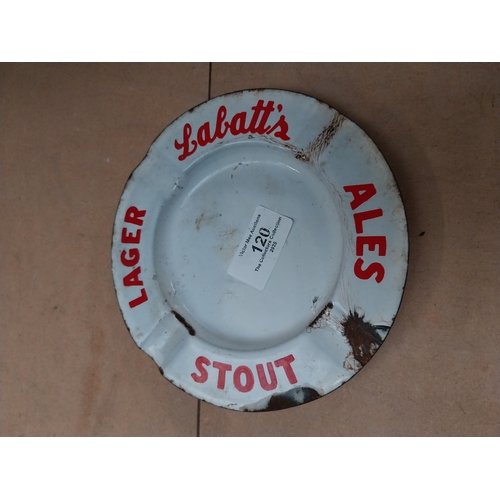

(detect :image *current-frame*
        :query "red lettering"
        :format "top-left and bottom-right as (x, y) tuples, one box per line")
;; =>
(353, 209), (383, 233)
(121, 228), (141, 244)
(214, 105), (229, 139)
(248, 100), (266, 133)
(121, 207), (148, 304)
(124, 206), (146, 226)
(191, 356), (210, 383)
(256, 362), (278, 391)
(189, 355), (301, 391)
(255, 100), (275, 134)
(229, 112), (250, 135)
(265, 114), (291, 140)
(356, 236), (387, 257)
(343, 183), (377, 210)
(343, 184), (386, 283)
(123, 266), (143, 287)
(354, 258), (385, 283)
(212, 361), (232, 390)
(197, 121), (213, 147)
(129, 288), (148, 308)
(233, 365), (255, 393)
(175, 101), (291, 161)
(174, 123), (198, 161)
(274, 355), (297, 384)
(120, 248), (140, 267)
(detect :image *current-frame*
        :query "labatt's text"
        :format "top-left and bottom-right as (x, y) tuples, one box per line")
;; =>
(174, 100), (291, 161)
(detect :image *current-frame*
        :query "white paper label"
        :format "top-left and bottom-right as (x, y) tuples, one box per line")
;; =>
(228, 206), (293, 290)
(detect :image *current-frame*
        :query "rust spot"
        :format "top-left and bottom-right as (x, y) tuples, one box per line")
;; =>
(172, 311), (196, 336)
(340, 310), (383, 367)
(306, 113), (346, 163)
(195, 212), (205, 231)
(255, 387), (321, 412)
(195, 212), (221, 230)
(294, 150), (310, 162)
(419, 231), (425, 236)
(219, 226), (238, 240)
(309, 301), (333, 328)
(275, 112), (346, 164)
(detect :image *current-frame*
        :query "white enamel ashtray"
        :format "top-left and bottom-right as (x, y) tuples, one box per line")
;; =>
(111, 89), (408, 411)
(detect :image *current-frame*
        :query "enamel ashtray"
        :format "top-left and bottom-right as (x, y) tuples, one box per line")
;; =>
(111, 89), (408, 411)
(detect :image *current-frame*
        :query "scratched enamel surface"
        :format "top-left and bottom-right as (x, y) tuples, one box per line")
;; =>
(111, 89), (408, 411)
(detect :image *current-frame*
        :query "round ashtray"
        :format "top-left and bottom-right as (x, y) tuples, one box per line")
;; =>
(111, 89), (408, 411)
